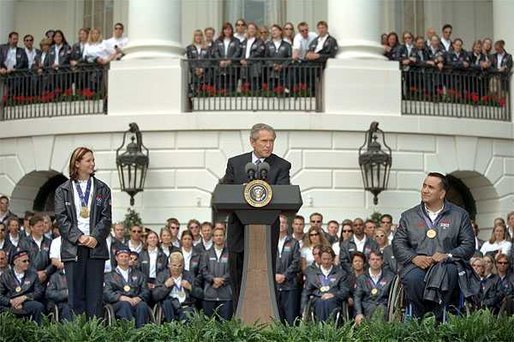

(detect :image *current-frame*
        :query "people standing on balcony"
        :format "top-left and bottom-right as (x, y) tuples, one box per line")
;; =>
(282, 22), (295, 45)
(424, 27), (436, 49)
(467, 40), (489, 96)
(186, 29), (210, 96)
(265, 24), (292, 93)
(306, 21), (338, 65)
(23, 35), (38, 69)
(446, 38), (470, 95)
(49, 30), (71, 68)
(84, 28), (116, 65)
(234, 19), (247, 43)
(54, 147), (112, 319)
(292, 22), (317, 62)
(440, 24), (453, 52)
(212, 22), (241, 93)
(491, 40), (513, 73)
(103, 23), (128, 60)
(383, 32), (401, 61)
(482, 38), (493, 59)
(204, 27), (216, 51)
(32, 38), (53, 94)
(398, 31), (415, 68)
(70, 28), (90, 66)
(259, 25), (270, 42)
(0, 32), (28, 73)
(240, 22), (266, 92)
(381, 33), (388, 46)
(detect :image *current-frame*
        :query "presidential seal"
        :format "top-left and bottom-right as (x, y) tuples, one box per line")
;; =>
(243, 179), (273, 208)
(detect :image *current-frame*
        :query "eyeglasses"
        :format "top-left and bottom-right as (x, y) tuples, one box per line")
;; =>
(310, 220), (321, 223)
(236, 23), (244, 27)
(25, 39), (33, 42)
(300, 29), (308, 33)
(170, 227), (179, 230)
(375, 235), (385, 238)
(310, 233), (319, 237)
(497, 261), (509, 265)
(132, 230), (142, 234)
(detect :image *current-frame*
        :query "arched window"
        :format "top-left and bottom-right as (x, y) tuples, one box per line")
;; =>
(445, 174), (477, 221)
(224, 0), (285, 27)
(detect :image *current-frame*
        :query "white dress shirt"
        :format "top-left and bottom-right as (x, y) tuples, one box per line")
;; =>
(277, 235), (287, 258)
(293, 32), (317, 60)
(315, 35), (328, 53)
(245, 37), (255, 59)
(181, 248), (192, 271)
(354, 235), (367, 253)
(148, 248), (158, 278)
(117, 266), (129, 282)
(72, 179), (94, 236)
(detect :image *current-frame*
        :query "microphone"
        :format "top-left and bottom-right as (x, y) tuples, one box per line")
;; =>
(257, 161), (270, 181)
(245, 162), (257, 181)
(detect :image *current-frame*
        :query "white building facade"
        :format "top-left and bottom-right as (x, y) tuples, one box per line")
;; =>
(0, 0), (513, 238)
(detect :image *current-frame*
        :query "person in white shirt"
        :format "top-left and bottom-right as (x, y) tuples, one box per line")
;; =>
(480, 224), (512, 257)
(103, 23), (128, 59)
(440, 24), (453, 52)
(84, 28), (116, 65)
(292, 22), (317, 61)
(300, 226), (329, 272)
(23, 34), (38, 69)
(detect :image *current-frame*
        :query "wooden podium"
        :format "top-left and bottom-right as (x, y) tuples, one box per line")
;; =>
(212, 184), (302, 324)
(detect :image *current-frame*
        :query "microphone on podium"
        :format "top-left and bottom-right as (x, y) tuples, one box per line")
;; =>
(245, 162), (258, 181)
(257, 162), (270, 181)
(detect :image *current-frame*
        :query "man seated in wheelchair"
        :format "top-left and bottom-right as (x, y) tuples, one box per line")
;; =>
(0, 249), (45, 324)
(153, 251), (201, 322)
(392, 173), (478, 321)
(45, 262), (73, 321)
(103, 247), (151, 328)
(301, 246), (350, 322)
(354, 250), (394, 325)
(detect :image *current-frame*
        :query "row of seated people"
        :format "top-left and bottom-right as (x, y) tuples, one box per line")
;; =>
(2, 211), (514, 326)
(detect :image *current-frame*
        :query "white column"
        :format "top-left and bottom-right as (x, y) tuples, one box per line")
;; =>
(493, 0), (514, 54)
(123, 0), (183, 59)
(0, 0), (15, 43)
(108, 0), (185, 114)
(323, 0), (401, 115)
(329, 0), (385, 60)
(493, 0), (514, 122)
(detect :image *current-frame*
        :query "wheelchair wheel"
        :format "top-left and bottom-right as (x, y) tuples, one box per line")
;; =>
(48, 303), (59, 323)
(147, 303), (156, 324)
(103, 304), (115, 326)
(302, 297), (314, 323)
(387, 275), (405, 322)
(153, 303), (163, 324)
(498, 296), (514, 317)
(335, 300), (350, 326)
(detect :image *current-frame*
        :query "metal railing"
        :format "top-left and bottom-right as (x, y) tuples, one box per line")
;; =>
(401, 66), (511, 121)
(0, 64), (108, 121)
(184, 58), (324, 112)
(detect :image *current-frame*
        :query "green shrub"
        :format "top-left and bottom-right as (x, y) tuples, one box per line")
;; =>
(0, 310), (513, 342)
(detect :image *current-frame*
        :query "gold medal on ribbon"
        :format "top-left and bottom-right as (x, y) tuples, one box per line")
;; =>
(80, 207), (89, 218)
(426, 229), (437, 239)
(15, 286), (22, 293)
(177, 289), (186, 302)
(371, 288), (378, 296)
(123, 285), (130, 292)
(320, 286), (329, 293)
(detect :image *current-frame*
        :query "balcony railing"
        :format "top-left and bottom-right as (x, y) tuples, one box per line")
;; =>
(184, 58), (324, 112)
(0, 64), (108, 121)
(401, 66), (511, 121)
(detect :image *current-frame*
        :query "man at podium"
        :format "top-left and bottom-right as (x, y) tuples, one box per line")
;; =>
(222, 123), (291, 307)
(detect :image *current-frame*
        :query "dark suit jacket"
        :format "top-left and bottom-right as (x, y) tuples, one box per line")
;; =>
(491, 52), (513, 72)
(222, 152), (291, 252)
(0, 46), (28, 70)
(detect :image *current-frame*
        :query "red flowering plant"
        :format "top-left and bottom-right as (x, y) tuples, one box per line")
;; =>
(292, 83), (311, 97)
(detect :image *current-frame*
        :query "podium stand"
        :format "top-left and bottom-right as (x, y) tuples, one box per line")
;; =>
(212, 184), (302, 324)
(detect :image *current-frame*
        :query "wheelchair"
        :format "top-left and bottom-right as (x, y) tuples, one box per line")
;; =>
(387, 274), (474, 322)
(498, 295), (514, 317)
(152, 300), (196, 324)
(47, 303), (60, 322)
(102, 302), (156, 326)
(302, 295), (350, 325)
